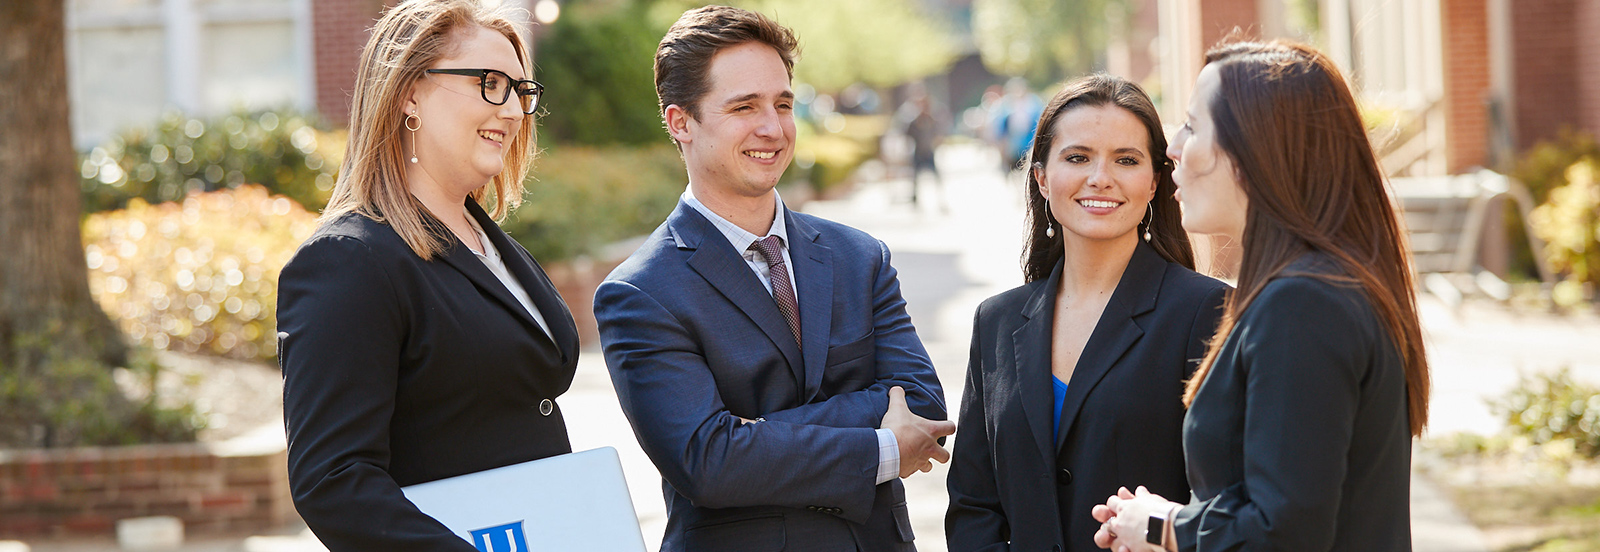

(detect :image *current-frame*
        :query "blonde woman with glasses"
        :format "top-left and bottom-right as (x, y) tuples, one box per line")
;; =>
(276, 1), (577, 550)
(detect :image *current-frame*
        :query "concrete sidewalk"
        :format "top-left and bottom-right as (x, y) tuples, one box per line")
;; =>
(24, 142), (1563, 551)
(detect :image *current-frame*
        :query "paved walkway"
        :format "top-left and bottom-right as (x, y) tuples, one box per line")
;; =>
(31, 143), (1600, 551)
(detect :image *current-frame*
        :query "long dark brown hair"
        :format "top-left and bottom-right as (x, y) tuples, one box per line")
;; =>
(1180, 40), (1431, 437)
(1022, 74), (1194, 282)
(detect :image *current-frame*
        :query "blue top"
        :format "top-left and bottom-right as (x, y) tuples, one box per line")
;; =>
(1051, 374), (1069, 444)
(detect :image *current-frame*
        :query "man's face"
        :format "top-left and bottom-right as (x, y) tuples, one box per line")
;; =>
(671, 41), (796, 200)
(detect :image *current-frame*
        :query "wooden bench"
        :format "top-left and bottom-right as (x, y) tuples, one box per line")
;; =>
(1391, 169), (1552, 302)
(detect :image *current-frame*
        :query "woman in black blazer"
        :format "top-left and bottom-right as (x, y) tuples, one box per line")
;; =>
(276, 2), (577, 550)
(946, 74), (1228, 552)
(1093, 40), (1431, 551)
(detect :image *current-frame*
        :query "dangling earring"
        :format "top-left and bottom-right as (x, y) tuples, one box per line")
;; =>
(1142, 203), (1154, 242)
(1042, 196), (1056, 238)
(405, 112), (422, 164)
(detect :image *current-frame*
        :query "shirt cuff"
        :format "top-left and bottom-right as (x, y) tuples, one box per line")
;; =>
(875, 428), (899, 485)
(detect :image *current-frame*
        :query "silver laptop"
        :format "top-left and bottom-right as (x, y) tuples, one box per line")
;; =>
(401, 447), (647, 552)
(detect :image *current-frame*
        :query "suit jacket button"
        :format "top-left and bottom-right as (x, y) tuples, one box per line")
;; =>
(1056, 468), (1073, 485)
(539, 399), (553, 416)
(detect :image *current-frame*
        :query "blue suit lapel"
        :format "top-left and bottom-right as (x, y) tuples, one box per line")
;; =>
(1012, 272), (1060, 467)
(786, 211), (832, 402)
(1052, 242), (1165, 453)
(672, 202), (806, 386)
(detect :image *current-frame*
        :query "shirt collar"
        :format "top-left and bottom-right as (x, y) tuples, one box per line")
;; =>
(683, 186), (789, 254)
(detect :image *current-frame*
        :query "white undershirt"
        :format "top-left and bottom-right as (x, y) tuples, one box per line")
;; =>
(464, 207), (552, 339)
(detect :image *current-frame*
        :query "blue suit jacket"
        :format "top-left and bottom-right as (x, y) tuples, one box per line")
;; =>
(595, 199), (947, 552)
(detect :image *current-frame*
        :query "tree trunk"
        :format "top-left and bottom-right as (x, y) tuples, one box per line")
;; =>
(0, 2), (126, 377)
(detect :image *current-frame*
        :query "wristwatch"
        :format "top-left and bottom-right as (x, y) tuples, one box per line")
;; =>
(1146, 507), (1170, 546)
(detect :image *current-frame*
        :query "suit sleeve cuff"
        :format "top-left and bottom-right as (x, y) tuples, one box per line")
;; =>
(875, 428), (898, 484)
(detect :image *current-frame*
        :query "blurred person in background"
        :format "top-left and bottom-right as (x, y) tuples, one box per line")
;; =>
(1092, 40), (1430, 551)
(990, 77), (1044, 174)
(946, 73), (1227, 552)
(276, 1), (579, 550)
(895, 82), (950, 212)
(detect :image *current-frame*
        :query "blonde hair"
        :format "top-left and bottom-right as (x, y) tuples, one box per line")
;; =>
(322, 0), (535, 260)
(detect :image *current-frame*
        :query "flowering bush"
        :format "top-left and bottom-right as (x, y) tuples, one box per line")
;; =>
(82, 185), (318, 361)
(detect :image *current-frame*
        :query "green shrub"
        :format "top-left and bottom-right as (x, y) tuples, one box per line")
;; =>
(795, 114), (888, 195)
(80, 109), (345, 214)
(0, 347), (202, 448)
(1490, 368), (1600, 457)
(533, 0), (667, 146)
(1527, 158), (1600, 304)
(82, 185), (319, 362)
(1515, 130), (1600, 205)
(503, 144), (687, 262)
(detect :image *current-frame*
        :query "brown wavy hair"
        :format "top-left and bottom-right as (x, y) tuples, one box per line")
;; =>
(321, 0), (535, 260)
(1180, 40), (1431, 437)
(1022, 73), (1194, 282)
(655, 5), (798, 130)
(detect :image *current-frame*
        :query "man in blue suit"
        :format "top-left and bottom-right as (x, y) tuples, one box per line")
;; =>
(594, 6), (955, 552)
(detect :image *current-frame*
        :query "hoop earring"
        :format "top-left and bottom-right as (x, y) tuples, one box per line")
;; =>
(405, 113), (422, 164)
(1142, 203), (1154, 242)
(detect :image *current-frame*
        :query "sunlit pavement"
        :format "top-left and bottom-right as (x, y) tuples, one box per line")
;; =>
(38, 142), (1600, 551)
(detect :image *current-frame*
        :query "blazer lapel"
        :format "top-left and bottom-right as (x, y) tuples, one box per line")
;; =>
(675, 202), (806, 381)
(1054, 242), (1166, 453)
(1012, 265), (1060, 466)
(433, 202), (550, 339)
(787, 211), (832, 401)
(467, 201), (578, 363)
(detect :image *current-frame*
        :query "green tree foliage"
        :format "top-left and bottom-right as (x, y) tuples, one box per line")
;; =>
(724, 0), (958, 92)
(972, 0), (1129, 85)
(534, 0), (672, 145)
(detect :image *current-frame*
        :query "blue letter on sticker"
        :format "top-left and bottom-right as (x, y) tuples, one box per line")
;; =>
(470, 520), (528, 552)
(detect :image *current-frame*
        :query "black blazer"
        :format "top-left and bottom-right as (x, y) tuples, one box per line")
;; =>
(1175, 253), (1413, 551)
(277, 200), (580, 552)
(947, 242), (1228, 552)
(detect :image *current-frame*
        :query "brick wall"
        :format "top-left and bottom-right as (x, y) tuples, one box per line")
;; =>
(312, 0), (390, 126)
(1197, 0), (1259, 50)
(1510, 0), (1578, 151)
(1578, 0), (1600, 137)
(0, 442), (291, 539)
(1442, 0), (1490, 172)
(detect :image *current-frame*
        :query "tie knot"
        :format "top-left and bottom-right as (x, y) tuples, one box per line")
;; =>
(750, 235), (785, 264)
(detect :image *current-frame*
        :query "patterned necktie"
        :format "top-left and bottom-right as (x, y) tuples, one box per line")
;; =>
(750, 236), (802, 347)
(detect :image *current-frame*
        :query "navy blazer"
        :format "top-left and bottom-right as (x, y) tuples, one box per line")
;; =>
(595, 199), (946, 552)
(278, 200), (580, 551)
(946, 242), (1227, 552)
(1175, 253), (1412, 551)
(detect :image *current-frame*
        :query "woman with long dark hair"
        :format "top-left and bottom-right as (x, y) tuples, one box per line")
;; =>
(946, 74), (1228, 551)
(1093, 40), (1430, 551)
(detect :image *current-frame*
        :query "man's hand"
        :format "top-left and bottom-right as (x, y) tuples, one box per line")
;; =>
(881, 386), (956, 478)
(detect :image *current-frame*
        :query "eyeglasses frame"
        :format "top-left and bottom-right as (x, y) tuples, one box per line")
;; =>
(424, 68), (544, 115)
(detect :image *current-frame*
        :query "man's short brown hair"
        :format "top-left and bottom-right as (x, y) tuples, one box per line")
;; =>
(654, 5), (799, 124)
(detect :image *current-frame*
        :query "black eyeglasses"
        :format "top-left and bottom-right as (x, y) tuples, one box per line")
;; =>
(425, 68), (544, 114)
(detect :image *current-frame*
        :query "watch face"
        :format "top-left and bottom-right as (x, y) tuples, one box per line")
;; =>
(1147, 515), (1165, 545)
